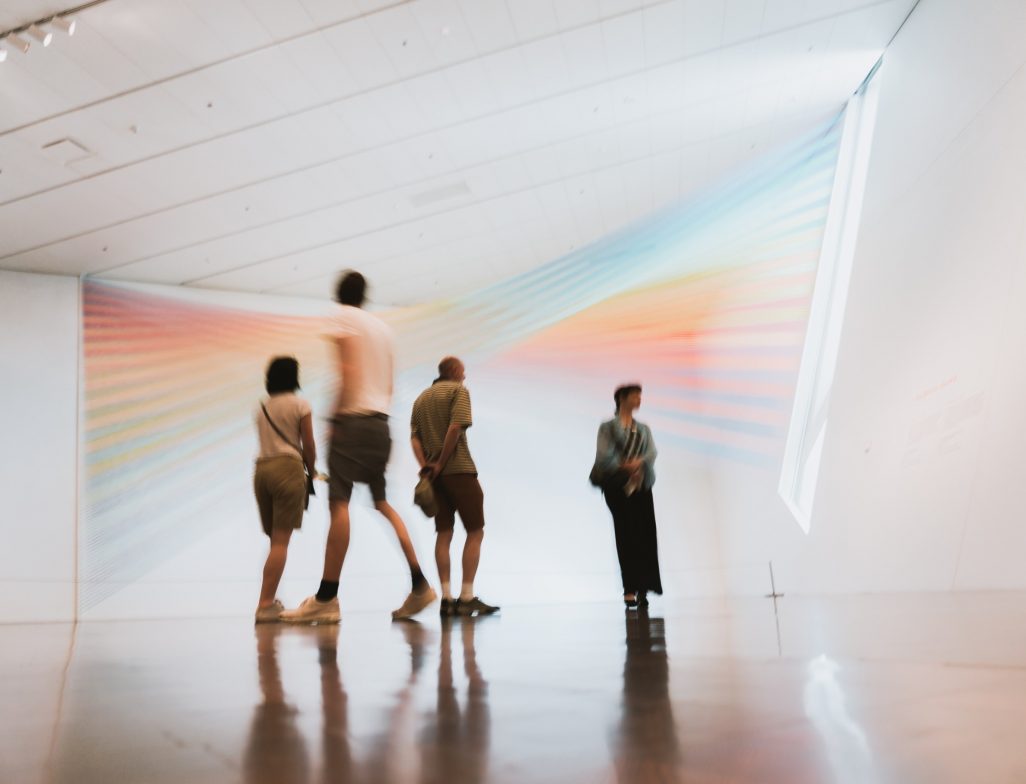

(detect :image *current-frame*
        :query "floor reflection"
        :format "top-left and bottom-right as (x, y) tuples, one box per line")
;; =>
(246, 624), (312, 784)
(11, 595), (1026, 783)
(246, 618), (493, 784)
(420, 617), (491, 784)
(802, 654), (878, 784)
(614, 611), (682, 783)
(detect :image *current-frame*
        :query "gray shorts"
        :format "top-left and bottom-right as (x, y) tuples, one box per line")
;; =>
(329, 413), (391, 503)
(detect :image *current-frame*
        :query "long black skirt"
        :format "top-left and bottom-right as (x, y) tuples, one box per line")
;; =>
(602, 472), (663, 595)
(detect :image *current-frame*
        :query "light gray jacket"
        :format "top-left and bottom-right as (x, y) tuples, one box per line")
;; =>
(590, 417), (657, 490)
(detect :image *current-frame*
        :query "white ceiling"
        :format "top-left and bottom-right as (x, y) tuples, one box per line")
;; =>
(0, 0), (916, 305)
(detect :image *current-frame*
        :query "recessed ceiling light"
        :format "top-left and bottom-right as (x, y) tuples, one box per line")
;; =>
(6, 33), (30, 54)
(27, 24), (52, 47)
(440, 26), (450, 36)
(52, 17), (76, 36)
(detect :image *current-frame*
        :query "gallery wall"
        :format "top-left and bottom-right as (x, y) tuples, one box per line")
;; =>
(0, 270), (79, 622)
(707, 0), (1026, 594)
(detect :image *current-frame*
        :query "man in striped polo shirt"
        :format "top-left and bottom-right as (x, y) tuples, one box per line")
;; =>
(411, 357), (499, 617)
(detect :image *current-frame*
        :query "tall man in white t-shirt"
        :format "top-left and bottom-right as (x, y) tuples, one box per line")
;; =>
(282, 272), (436, 622)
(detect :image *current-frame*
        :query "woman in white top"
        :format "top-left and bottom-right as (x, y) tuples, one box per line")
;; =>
(254, 356), (317, 623)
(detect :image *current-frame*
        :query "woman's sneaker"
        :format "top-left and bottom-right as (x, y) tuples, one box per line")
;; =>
(455, 597), (499, 617)
(280, 596), (341, 624)
(254, 599), (285, 624)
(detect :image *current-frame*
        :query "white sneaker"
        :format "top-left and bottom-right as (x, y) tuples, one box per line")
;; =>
(254, 598), (285, 624)
(280, 595), (340, 624)
(391, 586), (437, 620)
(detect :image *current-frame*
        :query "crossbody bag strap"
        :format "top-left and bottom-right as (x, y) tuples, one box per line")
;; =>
(260, 402), (303, 459)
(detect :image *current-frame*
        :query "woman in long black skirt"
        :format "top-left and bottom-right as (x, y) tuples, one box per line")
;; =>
(590, 383), (663, 608)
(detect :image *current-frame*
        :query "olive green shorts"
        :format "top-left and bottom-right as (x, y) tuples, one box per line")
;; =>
(254, 455), (306, 535)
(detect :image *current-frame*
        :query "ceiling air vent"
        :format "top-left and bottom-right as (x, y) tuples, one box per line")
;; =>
(41, 138), (93, 165)
(408, 181), (471, 208)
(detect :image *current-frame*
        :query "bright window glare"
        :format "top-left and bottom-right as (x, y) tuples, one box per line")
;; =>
(779, 63), (883, 533)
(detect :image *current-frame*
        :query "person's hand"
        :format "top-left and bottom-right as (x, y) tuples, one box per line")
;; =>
(623, 458), (643, 472)
(420, 463), (440, 480)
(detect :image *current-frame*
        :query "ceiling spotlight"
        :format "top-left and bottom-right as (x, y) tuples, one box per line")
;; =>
(6, 33), (30, 54)
(0, 46), (6, 63)
(27, 24), (53, 47)
(52, 17), (77, 36)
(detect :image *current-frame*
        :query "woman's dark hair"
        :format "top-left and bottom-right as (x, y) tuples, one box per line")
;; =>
(336, 271), (367, 306)
(266, 356), (300, 394)
(614, 383), (642, 412)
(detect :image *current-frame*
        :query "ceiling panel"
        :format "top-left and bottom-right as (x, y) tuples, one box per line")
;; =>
(507, 0), (561, 42)
(0, 0), (918, 304)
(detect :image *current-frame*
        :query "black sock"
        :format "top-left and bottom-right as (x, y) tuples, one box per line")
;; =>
(316, 580), (339, 602)
(410, 567), (428, 592)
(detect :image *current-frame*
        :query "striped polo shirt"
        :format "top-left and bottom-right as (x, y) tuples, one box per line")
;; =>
(410, 380), (477, 475)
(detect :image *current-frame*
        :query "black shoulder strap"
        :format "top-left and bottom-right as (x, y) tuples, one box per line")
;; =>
(261, 402), (302, 456)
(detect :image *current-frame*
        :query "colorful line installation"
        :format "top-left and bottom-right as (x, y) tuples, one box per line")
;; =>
(81, 117), (842, 611)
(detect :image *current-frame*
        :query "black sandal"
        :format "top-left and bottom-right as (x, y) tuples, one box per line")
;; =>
(623, 593), (638, 609)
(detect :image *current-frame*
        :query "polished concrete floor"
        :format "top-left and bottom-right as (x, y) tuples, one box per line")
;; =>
(4, 594), (1026, 784)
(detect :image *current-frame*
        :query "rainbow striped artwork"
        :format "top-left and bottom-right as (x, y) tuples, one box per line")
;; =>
(82, 117), (842, 613)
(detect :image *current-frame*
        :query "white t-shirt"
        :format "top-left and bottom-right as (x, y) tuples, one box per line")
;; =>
(255, 393), (311, 460)
(330, 305), (395, 415)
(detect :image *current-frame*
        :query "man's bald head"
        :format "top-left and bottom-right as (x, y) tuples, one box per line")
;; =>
(438, 356), (465, 382)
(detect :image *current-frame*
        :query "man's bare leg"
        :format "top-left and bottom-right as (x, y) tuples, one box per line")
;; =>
(322, 499), (351, 581)
(462, 529), (483, 588)
(374, 500), (426, 577)
(435, 529), (454, 589)
(279, 500), (346, 622)
(376, 499), (437, 618)
(454, 529), (498, 614)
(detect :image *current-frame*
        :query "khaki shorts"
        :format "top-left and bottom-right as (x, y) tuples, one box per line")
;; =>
(329, 413), (391, 503)
(433, 474), (485, 533)
(254, 455), (306, 535)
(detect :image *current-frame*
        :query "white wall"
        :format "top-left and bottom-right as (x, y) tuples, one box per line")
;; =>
(707, 0), (1026, 594)
(0, 271), (79, 622)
